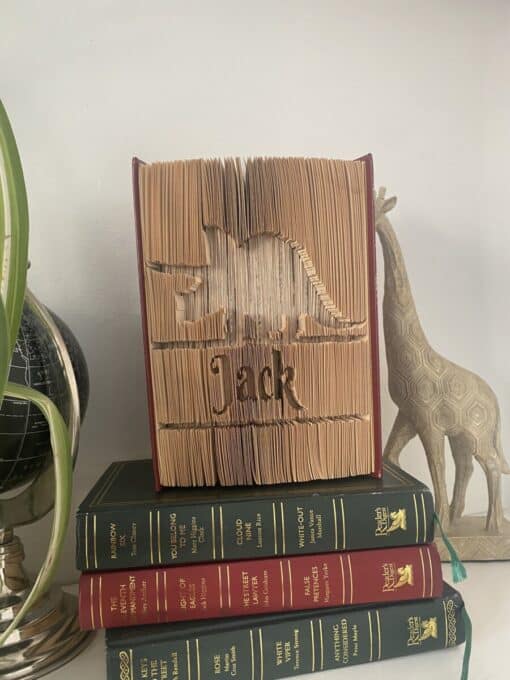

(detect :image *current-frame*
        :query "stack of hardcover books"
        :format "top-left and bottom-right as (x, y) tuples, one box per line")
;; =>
(76, 155), (468, 678)
(76, 459), (467, 679)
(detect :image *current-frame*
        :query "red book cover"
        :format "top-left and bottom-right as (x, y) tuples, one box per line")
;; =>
(79, 544), (441, 631)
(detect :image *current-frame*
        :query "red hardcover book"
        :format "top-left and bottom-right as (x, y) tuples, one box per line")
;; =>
(79, 544), (441, 631)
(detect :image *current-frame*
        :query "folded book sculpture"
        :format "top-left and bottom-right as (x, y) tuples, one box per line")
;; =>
(133, 156), (382, 488)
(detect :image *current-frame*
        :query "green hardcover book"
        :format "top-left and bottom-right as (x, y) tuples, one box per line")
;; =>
(76, 459), (433, 571)
(106, 583), (465, 680)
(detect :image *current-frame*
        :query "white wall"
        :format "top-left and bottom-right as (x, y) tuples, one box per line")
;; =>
(1, 0), (509, 584)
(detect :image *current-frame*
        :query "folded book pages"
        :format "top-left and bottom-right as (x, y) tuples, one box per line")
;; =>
(133, 156), (381, 487)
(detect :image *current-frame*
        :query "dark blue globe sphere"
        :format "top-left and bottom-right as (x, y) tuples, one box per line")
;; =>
(0, 303), (89, 492)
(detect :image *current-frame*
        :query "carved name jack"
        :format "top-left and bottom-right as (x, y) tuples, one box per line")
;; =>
(210, 349), (306, 416)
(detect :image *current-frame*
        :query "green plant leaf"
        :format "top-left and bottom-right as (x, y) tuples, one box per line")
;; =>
(0, 159), (4, 301)
(0, 100), (29, 359)
(0, 298), (9, 402)
(0, 102), (72, 648)
(0, 382), (72, 647)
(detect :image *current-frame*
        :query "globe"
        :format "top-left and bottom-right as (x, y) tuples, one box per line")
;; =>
(0, 302), (89, 493)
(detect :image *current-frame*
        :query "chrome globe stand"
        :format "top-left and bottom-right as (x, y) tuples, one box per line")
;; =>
(0, 290), (93, 678)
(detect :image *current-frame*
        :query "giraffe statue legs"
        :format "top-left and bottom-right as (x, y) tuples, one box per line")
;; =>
(449, 434), (474, 524)
(419, 430), (450, 528)
(383, 411), (416, 465)
(480, 454), (505, 532)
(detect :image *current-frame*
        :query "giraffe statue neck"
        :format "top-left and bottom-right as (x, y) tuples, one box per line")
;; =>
(376, 216), (429, 355)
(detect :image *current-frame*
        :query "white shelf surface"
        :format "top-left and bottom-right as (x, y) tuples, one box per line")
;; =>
(48, 562), (508, 680)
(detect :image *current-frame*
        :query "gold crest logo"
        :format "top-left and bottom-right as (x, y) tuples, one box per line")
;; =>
(407, 616), (438, 646)
(375, 507), (407, 536)
(382, 562), (414, 592)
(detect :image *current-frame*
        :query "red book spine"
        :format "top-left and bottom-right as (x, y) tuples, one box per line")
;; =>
(132, 157), (161, 491)
(79, 544), (442, 630)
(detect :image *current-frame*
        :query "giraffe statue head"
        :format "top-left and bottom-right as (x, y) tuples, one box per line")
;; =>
(373, 186), (410, 301)
(374, 186), (397, 231)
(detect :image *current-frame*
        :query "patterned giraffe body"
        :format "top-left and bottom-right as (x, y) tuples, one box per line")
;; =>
(375, 187), (509, 532)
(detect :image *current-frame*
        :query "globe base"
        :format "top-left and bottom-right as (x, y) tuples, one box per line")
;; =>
(0, 530), (93, 679)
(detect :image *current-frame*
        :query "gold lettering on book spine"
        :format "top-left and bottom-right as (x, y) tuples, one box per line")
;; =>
(138, 157), (377, 487)
(375, 507), (407, 536)
(382, 562), (414, 593)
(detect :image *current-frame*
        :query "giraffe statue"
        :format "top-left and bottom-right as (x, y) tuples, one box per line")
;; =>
(375, 187), (510, 532)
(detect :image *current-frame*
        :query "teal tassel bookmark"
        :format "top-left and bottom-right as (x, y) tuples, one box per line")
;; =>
(461, 608), (472, 680)
(433, 514), (470, 679)
(433, 512), (467, 583)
